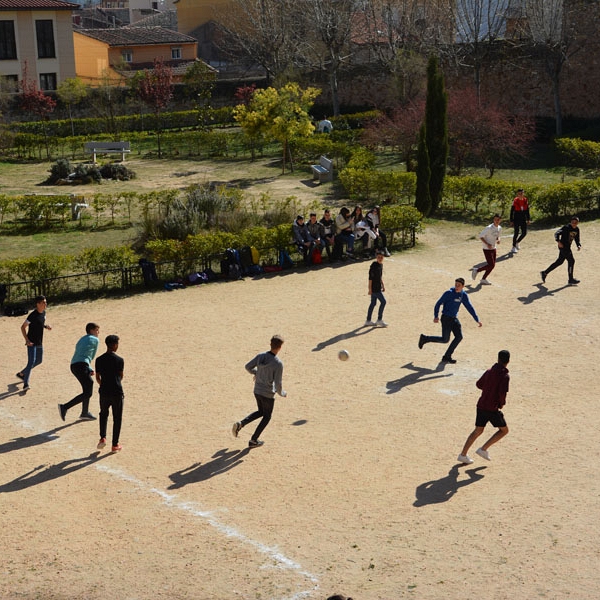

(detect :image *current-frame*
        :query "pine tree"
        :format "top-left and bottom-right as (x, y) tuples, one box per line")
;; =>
(415, 124), (431, 217)
(425, 55), (448, 215)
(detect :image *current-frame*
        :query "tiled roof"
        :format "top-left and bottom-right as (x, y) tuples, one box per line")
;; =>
(115, 58), (200, 78)
(76, 26), (196, 46)
(131, 9), (177, 30)
(0, 0), (79, 9)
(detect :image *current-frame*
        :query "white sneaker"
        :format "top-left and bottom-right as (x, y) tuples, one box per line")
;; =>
(376, 320), (388, 328)
(364, 320), (376, 327)
(511, 246), (518, 254)
(476, 447), (491, 461)
(516, 243), (520, 250)
(471, 267), (478, 280)
(457, 454), (473, 464)
(232, 421), (242, 438)
(481, 279), (492, 285)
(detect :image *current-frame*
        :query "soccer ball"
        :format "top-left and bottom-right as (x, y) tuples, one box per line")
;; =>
(338, 349), (350, 361)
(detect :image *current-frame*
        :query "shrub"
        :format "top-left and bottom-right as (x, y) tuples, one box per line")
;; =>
(46, 158), (72, 183)
(99, 163), (136, 181)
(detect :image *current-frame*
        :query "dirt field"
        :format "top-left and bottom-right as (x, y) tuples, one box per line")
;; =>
(1, 221), (599, 600)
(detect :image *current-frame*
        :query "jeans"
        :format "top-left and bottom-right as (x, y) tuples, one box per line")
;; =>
(22, 345), (43, 385)
(423, 315), (463, 359)
(241, 394), (275, 441)
(64, 362), (94, 415)
(367, 291), (386, 321)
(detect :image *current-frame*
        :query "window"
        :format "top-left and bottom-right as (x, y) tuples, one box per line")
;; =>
(122, 50), (133, 63)
(1, 75), (19, 92)
(39, 72), (57, 91)
(171, 47), (182, 60)
(0, 21), (17, 60)
(36, 20), (56, 58)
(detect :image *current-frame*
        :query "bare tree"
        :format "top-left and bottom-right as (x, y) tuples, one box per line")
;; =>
(297, 0), (355, 116)
(450, 0), (517, 101)
(215, 0), (302, 85)
(524, 0), (579, 136)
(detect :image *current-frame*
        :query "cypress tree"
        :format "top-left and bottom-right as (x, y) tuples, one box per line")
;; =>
(415, 124), (431, 217)
(425, 54), (448, 215)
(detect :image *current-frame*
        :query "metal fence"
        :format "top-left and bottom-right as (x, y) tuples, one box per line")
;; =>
(2, 228), (416, 309)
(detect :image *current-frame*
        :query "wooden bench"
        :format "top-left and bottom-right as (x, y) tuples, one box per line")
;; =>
(84, 141), (131, 163)
(311, 155), (333, 183)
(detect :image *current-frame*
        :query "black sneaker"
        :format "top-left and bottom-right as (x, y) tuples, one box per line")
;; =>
(79, 412), (96, 420)
(248, 439), (264, 448)
(16, 372), (25, 381)
(418, 334), (426, 350)
(58, 404), (67, 422)
(568, 278), (580, 285)
(442, 356), (457, 364)
(540, 270), (546, 283)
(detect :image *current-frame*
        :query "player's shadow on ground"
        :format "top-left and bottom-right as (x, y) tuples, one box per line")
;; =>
(413, 464), (487, 506)
(0, 423), (78, 455)
(168, 447), (251, 489)
(0, 452), (109, 493)
(518, 283), (571, 304)
(386, 362), (453, 394)
(0, 383), (25, 400)
(312, 326), (374, 352)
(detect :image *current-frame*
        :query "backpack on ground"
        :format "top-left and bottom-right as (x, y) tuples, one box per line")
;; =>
(239, 246), (254, 270)
(279, 249), (294, 269)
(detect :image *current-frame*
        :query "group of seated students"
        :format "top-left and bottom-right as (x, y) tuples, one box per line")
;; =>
(292, 205), (391, 264)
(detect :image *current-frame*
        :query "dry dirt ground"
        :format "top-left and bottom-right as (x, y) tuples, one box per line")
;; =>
(1, 221), (599, 600)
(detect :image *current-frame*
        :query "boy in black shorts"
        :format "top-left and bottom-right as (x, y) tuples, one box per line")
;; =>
(457, 350), (510, 464)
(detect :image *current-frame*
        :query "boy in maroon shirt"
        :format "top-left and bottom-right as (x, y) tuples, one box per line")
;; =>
(457, 350), (510, 464)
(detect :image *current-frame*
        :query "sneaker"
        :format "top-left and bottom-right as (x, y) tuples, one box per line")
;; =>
(364, 320), (376, 327)
(16, 372), (24, 381)
(457, 454), (473, 464)
(418, 334), (426, 350)
(97, 437), (106, 450)
(383, 249), (391, 257)
(476, 447), (491, 461)
(481, 279), (492, 285)
(471, 267), (479, 280)
(516, 243), (520, 250)
(58, 404), (66, 422)
(248, 439), (264, 448)
(23, 384), (30, 391)
(232, 421), (242, 438)
(540, 270), (546, 283)
(568, 278), (580, 285)
(79, 412), (96, 420)
(511, 246), (518, 254)
(376, 320), (388, 328)
(441, 356), (457, 364)
(111, 444), (123, 452)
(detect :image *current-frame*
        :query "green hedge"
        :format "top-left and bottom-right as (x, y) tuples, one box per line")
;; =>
(555, 137), (600, 169)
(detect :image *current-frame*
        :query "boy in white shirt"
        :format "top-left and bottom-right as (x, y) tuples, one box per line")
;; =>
(472, 214), (502, 285)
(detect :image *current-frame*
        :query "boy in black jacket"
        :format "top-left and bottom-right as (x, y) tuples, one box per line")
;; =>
(541, 217), (582, 285)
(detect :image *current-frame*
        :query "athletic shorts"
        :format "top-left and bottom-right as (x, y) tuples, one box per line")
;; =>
(475, 408), (507, 428)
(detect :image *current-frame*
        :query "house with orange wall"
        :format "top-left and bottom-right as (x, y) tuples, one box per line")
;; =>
(0, 0), (78, 91)
(73, 25), (199, 85)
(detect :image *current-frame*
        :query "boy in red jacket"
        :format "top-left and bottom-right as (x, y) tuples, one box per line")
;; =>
(457, 350), (510, 464)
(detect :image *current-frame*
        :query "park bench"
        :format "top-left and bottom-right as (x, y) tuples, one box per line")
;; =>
(84, 141), (131, 163)
(311, 155), (333, 183)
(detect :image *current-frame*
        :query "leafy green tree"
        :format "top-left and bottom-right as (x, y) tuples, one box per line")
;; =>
(57, 78), (88, 136)
(234, 83), (320, 173)
(415, 124), (431, 216)
(424, 55), (448, 215)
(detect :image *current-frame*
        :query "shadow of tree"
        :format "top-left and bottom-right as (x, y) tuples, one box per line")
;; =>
(386, 362), (453, 394)
(168, 447), (251, 489)
(0, 452), (110, 493)
(413, 464), (487, 507)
